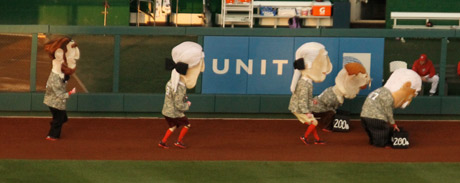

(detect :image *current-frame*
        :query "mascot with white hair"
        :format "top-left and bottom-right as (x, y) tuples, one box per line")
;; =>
(312, 61), (371, 132)
(43, 37), (79, 141)
(289, 42), (332, 145)
(360, 68), (421, 148)
(158, 41), (205, 149)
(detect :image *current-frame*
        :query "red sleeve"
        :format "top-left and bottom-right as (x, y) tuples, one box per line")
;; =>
(428, 61), (436, 78)
(457, 61), (460, 76)
(412, 60), (419, 72)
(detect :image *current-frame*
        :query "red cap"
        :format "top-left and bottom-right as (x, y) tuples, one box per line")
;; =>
(419, 54), (427, 61)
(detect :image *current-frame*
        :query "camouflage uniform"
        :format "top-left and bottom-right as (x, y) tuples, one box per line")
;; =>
(361, 87), (395, 124)
(44, 72), (70, 139)
(289, 78), (313, 114)
(311, 86), (343, 113)
(360, 87), (395, 147)
(43, 72), (69, 110)
(162, 80), (189, 118)
(311, 86), (343, 131)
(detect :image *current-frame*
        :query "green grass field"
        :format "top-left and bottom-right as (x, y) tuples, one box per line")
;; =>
(1, 160), (459, 183)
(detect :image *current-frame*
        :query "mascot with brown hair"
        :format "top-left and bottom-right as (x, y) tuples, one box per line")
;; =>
(312, 60), (371, 132)
(289, 42), (332, 145)
(43, 37), (80, 141)
(158, 41), (205, 149)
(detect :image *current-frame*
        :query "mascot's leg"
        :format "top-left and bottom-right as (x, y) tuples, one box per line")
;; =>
(175, 124), (190, 149)
(46, 107), (67, 140)
(159, 126), (176, 149)
(294, 113), (325, 145)
(319, 111), (335, 132)
(178, 124), (190, 142)
(304, 119), (325, 144)
(171, 116), (191, 149)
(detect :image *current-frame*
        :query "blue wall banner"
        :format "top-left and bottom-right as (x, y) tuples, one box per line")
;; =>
(202, 36), (384, 95)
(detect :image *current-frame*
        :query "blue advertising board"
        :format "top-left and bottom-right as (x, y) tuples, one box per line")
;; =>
(202, 36), (384, 95)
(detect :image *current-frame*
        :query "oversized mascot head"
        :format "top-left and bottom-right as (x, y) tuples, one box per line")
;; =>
(334, 61), (371, 99)
(44, 37), (80, 80)
(165, 41), (205, 92)
(291, 42), (332, 93)
(384, 68), (422, 109)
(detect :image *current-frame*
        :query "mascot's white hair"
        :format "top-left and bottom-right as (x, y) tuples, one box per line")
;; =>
(290, 42), (328, 93)
(170, 41), (204, 92)
(384, 68), (422, 93)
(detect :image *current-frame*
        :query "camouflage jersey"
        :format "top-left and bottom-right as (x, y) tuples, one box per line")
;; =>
(288, 77), (313, 114)
(311, 86), (343, 113)
(360, 87), (395, 124)
(43, 72), (70, 110)
(161, 80), (190, 118)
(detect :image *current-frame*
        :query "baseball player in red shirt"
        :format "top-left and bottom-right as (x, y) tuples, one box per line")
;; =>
(457, 61), (460, 76)
(411, 54), (439, 96)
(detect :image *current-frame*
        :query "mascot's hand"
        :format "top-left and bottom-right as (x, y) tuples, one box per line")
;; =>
(187, 101), (192, 106)
(306, 113), (313, 118)
(393, 124), (400, 132)
(68, 88), (76, 96)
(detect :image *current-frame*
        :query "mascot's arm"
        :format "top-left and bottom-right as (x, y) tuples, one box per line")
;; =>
(173, 89), (190, 112)
(50, 83), (70, 100)
(382, 96), (395, 125)
(297, 86), (310, 114)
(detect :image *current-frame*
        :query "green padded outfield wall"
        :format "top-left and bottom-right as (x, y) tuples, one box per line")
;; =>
(1, 26), (460, 114)
(0, 0), (129, 26)
(386, 0), (460, 28)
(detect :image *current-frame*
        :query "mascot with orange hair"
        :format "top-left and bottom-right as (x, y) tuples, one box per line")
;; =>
(312, 61), (371, 132)
(43, 37), (80, 141)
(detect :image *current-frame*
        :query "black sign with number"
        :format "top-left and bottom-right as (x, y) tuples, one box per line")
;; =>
(332, 111), (350, 132)
(391, 128), (410, 149)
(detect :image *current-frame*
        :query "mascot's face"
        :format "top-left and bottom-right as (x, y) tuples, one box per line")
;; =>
(65, 40), (80, 66)
(301, 49), (332, 83)
(45, 37), (79, 76)
(335, 63), (370, 99)
(180, 59), (205, 89)
(392, 81), (418, 109)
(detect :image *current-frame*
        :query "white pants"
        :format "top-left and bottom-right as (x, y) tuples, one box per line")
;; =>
(423, 75), (439, 94)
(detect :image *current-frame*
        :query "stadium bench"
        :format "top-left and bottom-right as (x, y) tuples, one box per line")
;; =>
(421, 64), (460, 95)
(391, 12), (460, 29)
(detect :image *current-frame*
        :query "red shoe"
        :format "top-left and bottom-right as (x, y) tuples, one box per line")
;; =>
(174, 141), (187, 149)
(299, 136), (309, 145)
(158, 141), (169, 149)
(322, 128), (332, 133)
(45, 136), (57, 141)
(314, 140), (326, 145)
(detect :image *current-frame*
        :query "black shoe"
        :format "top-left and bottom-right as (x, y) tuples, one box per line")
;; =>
(158, 141), (169, 149)
(300, 136), (309, 145)
(314, 140), (326, 145)
(174, 141), (187, 149)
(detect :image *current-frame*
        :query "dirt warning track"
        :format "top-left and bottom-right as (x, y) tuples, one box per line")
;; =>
(1, 117), (459, 162)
